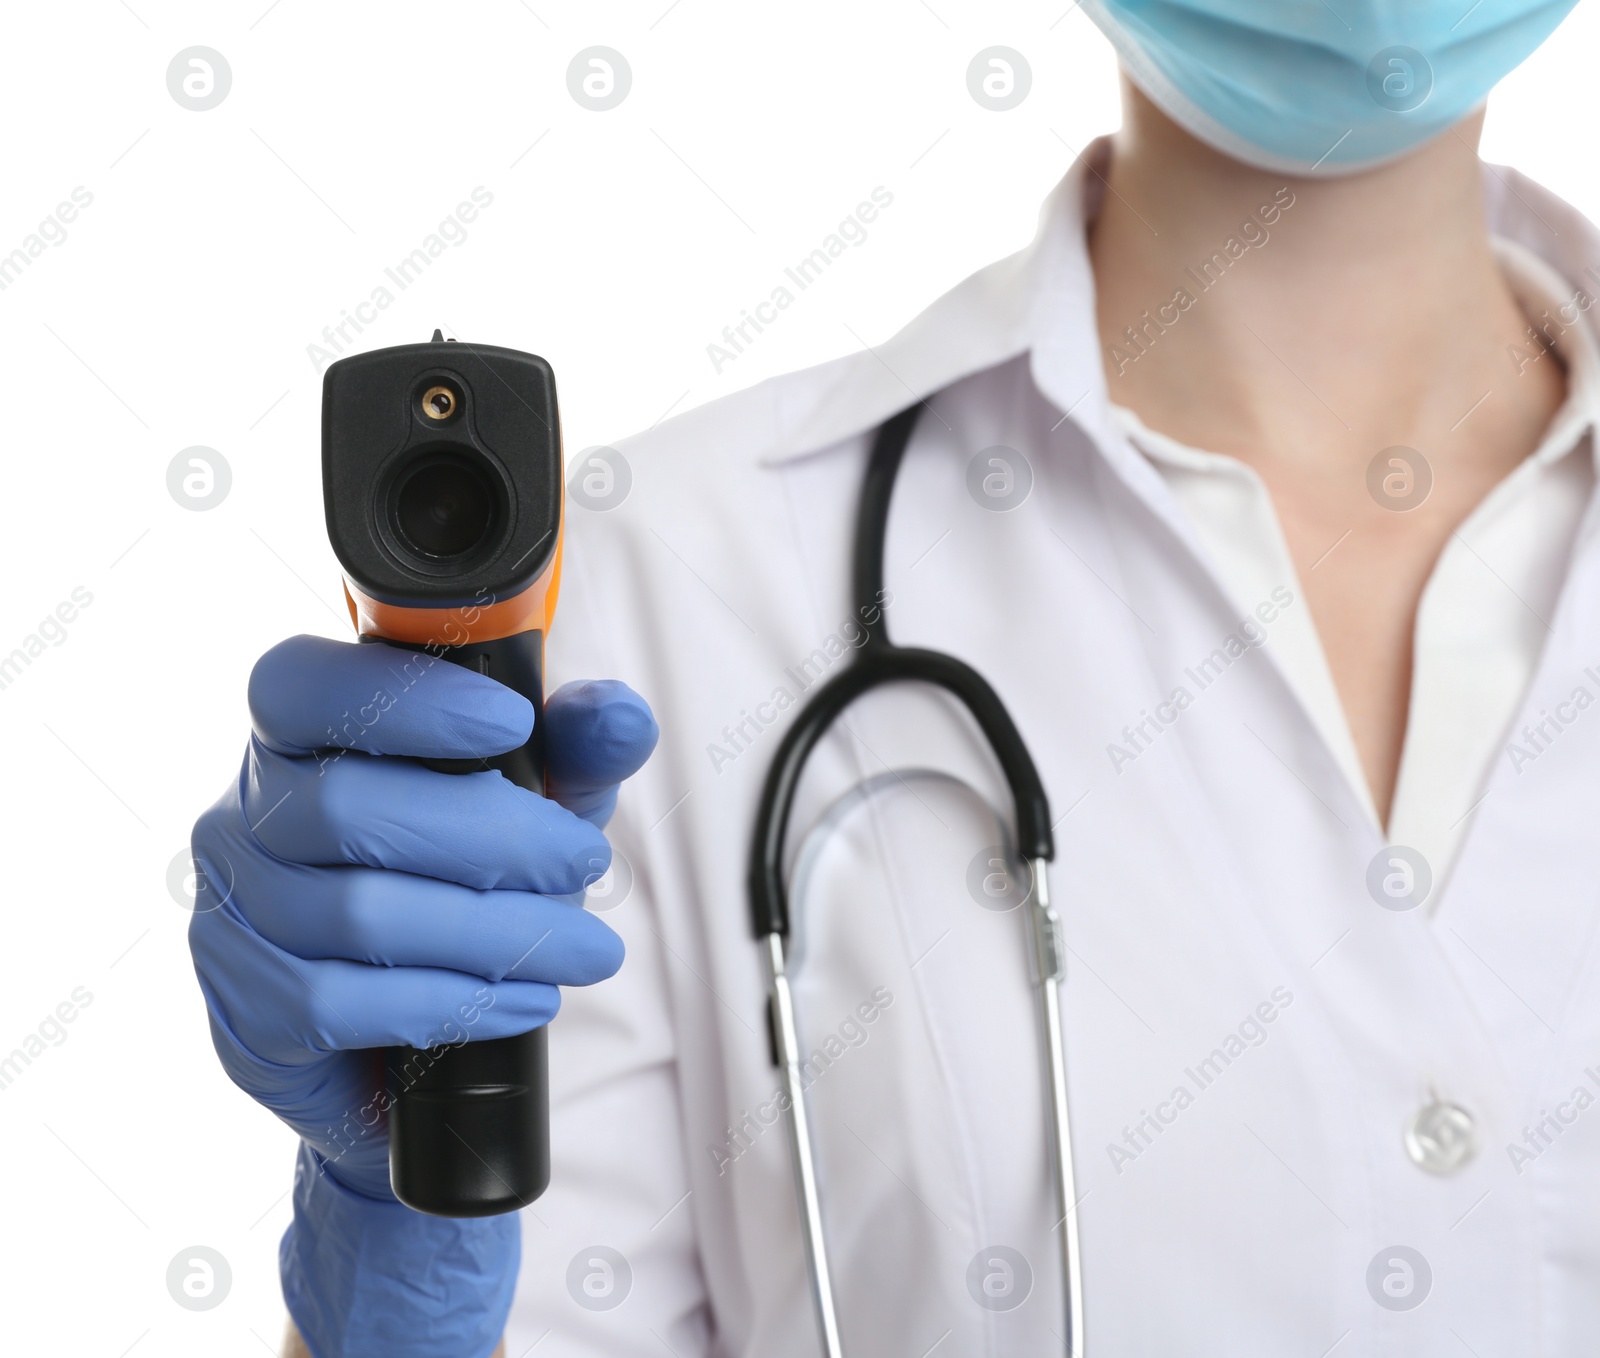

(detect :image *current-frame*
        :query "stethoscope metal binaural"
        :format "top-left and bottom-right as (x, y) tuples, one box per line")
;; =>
(747, 404), (1085, 1356)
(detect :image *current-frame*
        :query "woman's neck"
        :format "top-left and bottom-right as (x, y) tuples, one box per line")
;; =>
(1088, 78), (1562, 477)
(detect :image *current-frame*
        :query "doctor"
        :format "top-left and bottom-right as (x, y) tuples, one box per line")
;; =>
(189, 2), (1600, 1354)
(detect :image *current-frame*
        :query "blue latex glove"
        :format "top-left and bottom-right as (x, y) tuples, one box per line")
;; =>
(188, 635), (657, 1358)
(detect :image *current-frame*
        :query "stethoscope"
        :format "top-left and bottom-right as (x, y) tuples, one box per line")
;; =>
(747, 403), (1085, 1356)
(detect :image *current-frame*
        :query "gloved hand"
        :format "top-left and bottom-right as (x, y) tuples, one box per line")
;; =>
(187, 634), (657, 1358)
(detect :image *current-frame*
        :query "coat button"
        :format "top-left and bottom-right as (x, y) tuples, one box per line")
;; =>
(1403, 1099), (1478, 1174)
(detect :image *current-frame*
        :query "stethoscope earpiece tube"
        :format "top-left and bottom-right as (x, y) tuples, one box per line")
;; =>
(749, 404), (1055, 941)
(747, 405), (1083, 1355)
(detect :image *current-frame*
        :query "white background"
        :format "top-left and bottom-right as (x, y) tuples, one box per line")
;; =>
(0, 1), (1594, 1352)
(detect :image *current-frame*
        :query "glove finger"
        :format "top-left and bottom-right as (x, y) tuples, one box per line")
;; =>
(245, 738), (610, 894)
(190, 892), (562, 1068)
(230, 850), (622, 988)
(250, 634), (534, 760)
(544, 680), (659, 824)
(196, 789), (620, 982)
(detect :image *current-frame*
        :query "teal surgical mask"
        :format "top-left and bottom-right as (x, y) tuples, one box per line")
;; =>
(1079, 0), (1578, 175)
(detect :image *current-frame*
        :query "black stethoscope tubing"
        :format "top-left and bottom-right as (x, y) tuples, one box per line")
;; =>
(748, 403), (1056, 940)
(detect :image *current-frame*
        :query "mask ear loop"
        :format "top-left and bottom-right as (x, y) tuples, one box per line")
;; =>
(748, 405), (1082, 1356)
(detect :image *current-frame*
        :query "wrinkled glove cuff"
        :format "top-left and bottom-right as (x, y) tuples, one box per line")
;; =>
(281, 1143), (520, 1358)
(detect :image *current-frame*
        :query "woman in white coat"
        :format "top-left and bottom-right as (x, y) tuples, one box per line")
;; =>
(191, 4), (1600, 1355)
(519, 44), (1600, 1358)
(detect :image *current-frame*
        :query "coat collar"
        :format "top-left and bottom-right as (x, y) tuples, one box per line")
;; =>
(634, 137), (1600, 473)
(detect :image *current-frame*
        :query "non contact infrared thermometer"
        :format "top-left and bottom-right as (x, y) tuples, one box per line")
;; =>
(322, 331), (565, 1217)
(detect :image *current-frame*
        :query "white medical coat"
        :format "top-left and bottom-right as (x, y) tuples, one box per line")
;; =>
(507, 142), (1600, 1356)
